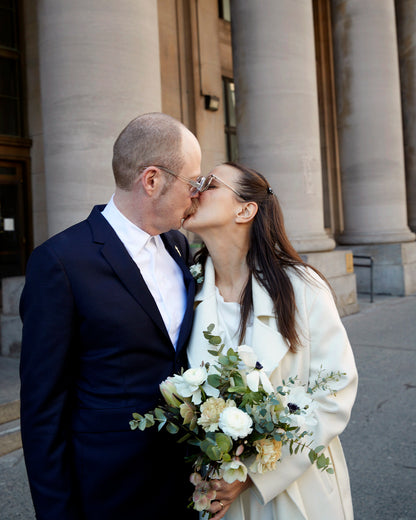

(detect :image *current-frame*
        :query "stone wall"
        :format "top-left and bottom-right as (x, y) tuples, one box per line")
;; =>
(0, 277), (24, 357)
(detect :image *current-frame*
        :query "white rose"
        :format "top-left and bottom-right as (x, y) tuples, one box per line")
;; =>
(183, 367), (208, 387)
(173, 367), (208, 404)
(219, 407), (253, 440)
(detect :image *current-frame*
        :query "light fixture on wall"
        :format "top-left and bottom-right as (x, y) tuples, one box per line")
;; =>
(204, 95), (220, 111)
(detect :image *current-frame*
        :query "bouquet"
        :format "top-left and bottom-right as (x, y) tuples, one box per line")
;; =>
(130, 324), (345, 513)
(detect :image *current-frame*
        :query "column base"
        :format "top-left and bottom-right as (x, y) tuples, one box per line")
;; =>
(337, 228), (415, 245)
(346, 242), (416, 296)
(291, 234), (336, 253)
(300, 249), (359, 317)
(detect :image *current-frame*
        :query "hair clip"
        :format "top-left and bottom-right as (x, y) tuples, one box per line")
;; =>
(267, 187), (274, 195)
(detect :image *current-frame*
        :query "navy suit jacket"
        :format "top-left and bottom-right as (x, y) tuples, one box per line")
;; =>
(20, 206), (197, 519)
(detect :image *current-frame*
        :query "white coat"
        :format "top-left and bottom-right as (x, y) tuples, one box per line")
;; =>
(187, 257), (358, 520)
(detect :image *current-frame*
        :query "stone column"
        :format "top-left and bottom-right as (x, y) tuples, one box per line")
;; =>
(396, 0), (416, 233)
(230, 0), (358, 315)
(37, 0), (162, 236)
(230, 0), (335, 254)
(331, 0), (414, 245)
(331, 0), (416, 295)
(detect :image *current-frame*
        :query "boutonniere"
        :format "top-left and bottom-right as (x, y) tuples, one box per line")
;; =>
(190, 263), (204, 284)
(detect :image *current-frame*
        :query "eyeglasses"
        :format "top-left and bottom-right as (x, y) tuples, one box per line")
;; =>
(197, 174), (243, 198)
(144, 165), (204, 196)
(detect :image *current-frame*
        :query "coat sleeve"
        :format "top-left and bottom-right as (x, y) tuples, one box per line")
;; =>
(248, 272), (358, 505)
(20, 243), (81, 519)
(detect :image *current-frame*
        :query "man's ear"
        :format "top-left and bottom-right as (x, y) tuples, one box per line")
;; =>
(138, 166), (159, 195)
(235, 201), (258, 223)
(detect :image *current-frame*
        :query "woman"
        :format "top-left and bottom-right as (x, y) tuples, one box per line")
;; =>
(182, 162), (358, 520)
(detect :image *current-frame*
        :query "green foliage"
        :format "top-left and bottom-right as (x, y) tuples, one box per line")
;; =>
(307, 366), (346, 395)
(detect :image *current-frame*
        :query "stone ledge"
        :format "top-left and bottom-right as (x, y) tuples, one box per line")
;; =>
(1, 276), (25, 316)
(348, 242), (416, 296)
(301, 248), (358, 316)
(1, 315), (22, 357)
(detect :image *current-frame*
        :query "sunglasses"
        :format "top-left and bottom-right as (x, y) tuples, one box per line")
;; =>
(197, 174), (243, 198)
(144, 165), (204, 196)
(144, 166), (243, 199)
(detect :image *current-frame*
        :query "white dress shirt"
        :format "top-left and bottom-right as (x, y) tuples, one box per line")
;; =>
(102, 196), (186, 348)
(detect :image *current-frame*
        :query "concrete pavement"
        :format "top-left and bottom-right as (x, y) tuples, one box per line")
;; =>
(0, 294), (415, 519)
(340, 294), (416, 520)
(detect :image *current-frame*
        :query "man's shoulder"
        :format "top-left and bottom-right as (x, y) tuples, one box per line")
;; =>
(32, 206), (105, 256)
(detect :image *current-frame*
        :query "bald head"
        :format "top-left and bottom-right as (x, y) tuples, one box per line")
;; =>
(112, 112), (190, 190)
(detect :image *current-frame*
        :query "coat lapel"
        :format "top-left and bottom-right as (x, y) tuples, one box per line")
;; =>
(161, 233), (195, 353)
(88, 206), (168, 337)
(251, 277), (290, 373)
(191, 257), (290, 373)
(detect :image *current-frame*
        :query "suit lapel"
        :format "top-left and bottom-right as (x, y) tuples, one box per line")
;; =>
(161, 233), (195, 353)
(88, 206), (168, 336)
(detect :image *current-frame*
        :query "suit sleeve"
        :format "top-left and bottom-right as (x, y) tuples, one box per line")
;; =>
(248, 273), (358, 505)
(20, 243), (81, 519)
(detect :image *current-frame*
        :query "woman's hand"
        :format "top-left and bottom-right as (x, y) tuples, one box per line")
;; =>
(208, 477), (252, 520)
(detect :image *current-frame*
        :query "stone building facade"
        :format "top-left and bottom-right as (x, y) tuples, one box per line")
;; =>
(1, 0), (415, 353)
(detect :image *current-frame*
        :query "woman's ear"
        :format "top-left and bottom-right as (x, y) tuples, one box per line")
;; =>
(235, 201), (258, 223)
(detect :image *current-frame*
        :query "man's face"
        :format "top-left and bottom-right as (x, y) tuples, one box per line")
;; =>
(154, 130), (202, 233)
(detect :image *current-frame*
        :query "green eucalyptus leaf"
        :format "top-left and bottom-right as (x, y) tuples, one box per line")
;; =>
(201, 438), (216, 454)
(207, 445), (222, 461)
(154, 408), (166, 421)
(215, 433), (232, 453)
(157, 421), (166, 431)
(218, 355), (230, 365)
(232, 372), (245, 387)
(208, 374), (221, 387)
(166, 422), (180, 434)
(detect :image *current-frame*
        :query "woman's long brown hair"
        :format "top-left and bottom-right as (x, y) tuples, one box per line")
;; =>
(194, 161), (329, 352)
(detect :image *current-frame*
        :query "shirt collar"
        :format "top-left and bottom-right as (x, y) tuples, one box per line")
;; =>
(102, 195), (163, 258)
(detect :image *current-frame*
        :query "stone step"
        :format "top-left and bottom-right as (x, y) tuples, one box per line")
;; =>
(0, 399), (20, 424)
(0, 400), (22, 456)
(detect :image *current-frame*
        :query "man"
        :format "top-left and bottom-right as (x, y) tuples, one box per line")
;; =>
(20, 113), (202, 519)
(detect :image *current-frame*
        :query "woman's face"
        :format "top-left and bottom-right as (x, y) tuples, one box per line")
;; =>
(182, 164), (243, 235)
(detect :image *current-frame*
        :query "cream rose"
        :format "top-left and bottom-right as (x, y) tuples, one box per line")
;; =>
(197, 397), (227, 432)
(250, 438), (282, 473)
